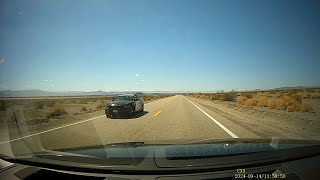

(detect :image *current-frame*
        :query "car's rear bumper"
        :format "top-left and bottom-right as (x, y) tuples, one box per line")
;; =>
(105, 107), (133, 117)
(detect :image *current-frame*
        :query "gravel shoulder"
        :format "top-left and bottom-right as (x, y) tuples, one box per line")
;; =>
(188, 97), (320, 140)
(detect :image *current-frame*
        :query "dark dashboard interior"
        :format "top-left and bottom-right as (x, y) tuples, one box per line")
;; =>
(1, 155), (319, 180)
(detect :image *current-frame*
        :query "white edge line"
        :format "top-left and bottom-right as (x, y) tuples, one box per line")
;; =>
(185, 97), (239, 138)
(0, 115), (106, 145)
(0, 97), (174, 145)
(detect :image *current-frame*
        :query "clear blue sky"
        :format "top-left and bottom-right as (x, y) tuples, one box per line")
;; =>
(1, 0), (320, 92)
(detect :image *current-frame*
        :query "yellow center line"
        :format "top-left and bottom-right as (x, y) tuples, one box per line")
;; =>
(153, 110), (162, 117)
(152, 99), (175, 117)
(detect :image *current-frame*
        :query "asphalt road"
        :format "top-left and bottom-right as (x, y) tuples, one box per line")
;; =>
(1, 95), (260, 152)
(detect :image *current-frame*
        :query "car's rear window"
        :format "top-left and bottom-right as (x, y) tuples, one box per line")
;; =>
(114, 96), (133, 101)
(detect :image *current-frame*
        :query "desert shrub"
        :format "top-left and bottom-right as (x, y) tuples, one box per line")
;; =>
(305, 88), (316, 93)
(256, 92), (265, 97)
(287, 104), (297, 112)
(46, 100), (56, 107)
(244, 99), (258, 106)
(236, 96), (248, 105)
(299, 103), (313, 112)
(282, 96), (296, 106)
(33, 101), (46, 109)
(274, 96), (293, 110)
(264, 95), (314, 112)
(210, 95), (219, 100)
(96, 103), (104, 109)
(257, 97), (269, 107)
(57, 99), (66, 104)
(263, 92), (273, 98)
(96, 99), (103, 103)
(275, 92), (281, 97)
(288, 94), (302, 103)
(142, 96), (151, 101)
(269, 91), (277, 94)
(81, 106), (87, 111)
(275, 100), (287, 110)
(310, 93), (320, 99)
(197, 94), (205, 99)
(81, 99), (89, 104)
(287, 89), (300, 96)
(243, 93), (253, 99)
(296, 92), (307, 99)
(75, 99), (88, 104)
(280, 96), (309, 112)
(267, 100), (276, 109)
(219, 93), (236, 102)
(46, 103), (67, 118)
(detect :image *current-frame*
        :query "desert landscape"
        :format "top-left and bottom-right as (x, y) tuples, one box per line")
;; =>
(1, 88), (320, 151)
(187, 88), (320, 113)
(0, 94), (173, 133)
(1, 88), (320, 134)
(186, 88), (320, 139)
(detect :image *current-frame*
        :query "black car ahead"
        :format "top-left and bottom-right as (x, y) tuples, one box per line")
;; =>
(105, 94), (144, 118)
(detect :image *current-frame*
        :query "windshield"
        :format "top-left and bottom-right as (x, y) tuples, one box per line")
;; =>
(0, 0), (320, 170)
(113, 96), (134, 101)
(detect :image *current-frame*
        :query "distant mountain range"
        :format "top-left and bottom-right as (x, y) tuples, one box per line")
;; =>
(0, 89), (188, 97)
(0, 86), (318, 97)
(0, 90), (110, 97)
(238, 86), (320, 92)
(268, 86), (319, 91)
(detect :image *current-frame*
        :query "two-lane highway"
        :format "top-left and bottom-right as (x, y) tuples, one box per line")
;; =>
(1, 95), (260, 151)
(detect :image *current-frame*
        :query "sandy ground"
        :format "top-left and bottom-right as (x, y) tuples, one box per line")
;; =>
(0, 97), (170, 136)
(188, 97), (320, 140)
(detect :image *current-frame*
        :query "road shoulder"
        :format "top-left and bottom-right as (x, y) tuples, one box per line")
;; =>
(185, 96), (320, 140)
